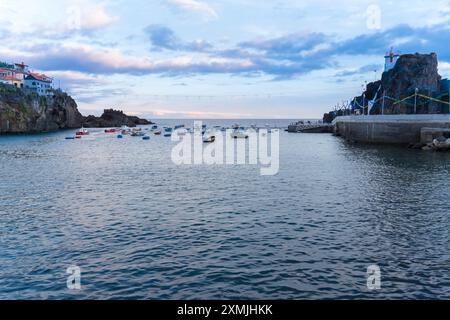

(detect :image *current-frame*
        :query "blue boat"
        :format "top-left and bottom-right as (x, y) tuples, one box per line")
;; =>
(174, 124), (185, 130)
(65, 137), (75, 140)
(142, 136), (150, 140)
(151, 125), (158, 130)
(117, 135), (124, 139)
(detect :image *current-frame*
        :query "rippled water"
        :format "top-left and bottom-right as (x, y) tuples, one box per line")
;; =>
(1, 119), (450, 300)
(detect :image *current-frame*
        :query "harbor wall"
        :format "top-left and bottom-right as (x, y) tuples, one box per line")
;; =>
(333, 115), (450, 144)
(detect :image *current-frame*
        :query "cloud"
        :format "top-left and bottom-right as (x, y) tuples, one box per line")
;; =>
(166, 0), (218, 20)
(330, 24), (450, 61)
(335, 64), (382, 77)
(66, 0), (119, 31)
(4, 22), (450, 81)
(144, 24), (212, 52)
(238, 32), (330, 61)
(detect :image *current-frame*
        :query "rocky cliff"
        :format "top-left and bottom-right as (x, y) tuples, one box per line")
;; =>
(370, 53), (442, 114)
(0, 84), (152, 133)
(323, 53), (447, 122)
(0, 84), (84, 133)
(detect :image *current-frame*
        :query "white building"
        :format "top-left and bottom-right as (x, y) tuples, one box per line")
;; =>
(384, 48), (400, 72)
(25, 73), (53, 96)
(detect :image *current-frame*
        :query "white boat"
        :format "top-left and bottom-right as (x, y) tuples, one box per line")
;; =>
(76, 127), (89, 135)
(230, 128), (249, 139)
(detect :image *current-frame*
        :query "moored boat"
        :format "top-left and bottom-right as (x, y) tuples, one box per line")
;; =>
(105, 129), (116, 133)
(76, 127), (89, 135)
(203, 135), (216, 143)
(230, 128), (249, 139)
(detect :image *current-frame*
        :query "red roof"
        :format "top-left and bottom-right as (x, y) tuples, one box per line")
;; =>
(28, 72), (52, 82)
(1, 76), (19, 81)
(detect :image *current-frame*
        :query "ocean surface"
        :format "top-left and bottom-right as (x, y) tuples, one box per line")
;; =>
(1, 119), (450, 300)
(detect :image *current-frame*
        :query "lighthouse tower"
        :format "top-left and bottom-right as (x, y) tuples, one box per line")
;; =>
(384, 47), (400, 72)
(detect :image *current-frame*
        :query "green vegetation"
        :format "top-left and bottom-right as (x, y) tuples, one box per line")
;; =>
(0, 83), (18, 94)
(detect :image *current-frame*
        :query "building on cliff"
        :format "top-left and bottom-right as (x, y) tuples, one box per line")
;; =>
(0, 61), (53, 96)
(25, 73), (54, 96)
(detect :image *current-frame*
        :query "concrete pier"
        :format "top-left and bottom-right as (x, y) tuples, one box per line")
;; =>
(288, 123), (333, 133)
(333, 115), (450, 144)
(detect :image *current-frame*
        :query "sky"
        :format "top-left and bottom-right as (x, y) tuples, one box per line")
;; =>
(1, 0), (450, 119)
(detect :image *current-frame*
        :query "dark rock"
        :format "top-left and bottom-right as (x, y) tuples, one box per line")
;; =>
(0, 84), (153, 133)
(0, 85), (84, 133)
(324, 53), (444, 120)
(82, 109), (153, 128)
(367, 53), (441, 114)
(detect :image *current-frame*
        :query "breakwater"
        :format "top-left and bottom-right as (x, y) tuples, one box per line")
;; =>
(333, 114), (450, 144)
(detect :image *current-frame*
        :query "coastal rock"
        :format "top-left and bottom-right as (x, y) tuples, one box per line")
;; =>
(323, 52), (444, 122)
(368, 53), (441, 114)
(0, 84), (84, 133)
(0, 84), (153, 133)
(82, 109), (153, 128)
(376, 53), (441, 114)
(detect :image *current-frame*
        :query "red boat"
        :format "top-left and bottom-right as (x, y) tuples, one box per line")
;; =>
(76, 128), (89, 135)
(154, 130), (162, 135)
(105, 129), (116, 133)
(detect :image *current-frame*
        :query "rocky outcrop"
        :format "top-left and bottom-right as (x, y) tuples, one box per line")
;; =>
(363, 53), (442, 114)
(0, 84), (153, 133)
(323, 52), (446, 122)
(83, 109), (153, 128)
(0, 84), (84, 133)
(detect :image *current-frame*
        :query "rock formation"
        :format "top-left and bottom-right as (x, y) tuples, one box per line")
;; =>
(323, 53), (448, 122)
(0, 84), (84, 133)
(83, 109), (152, 128)
(0, 84), (152, 134)
(371, 53), (442, 114)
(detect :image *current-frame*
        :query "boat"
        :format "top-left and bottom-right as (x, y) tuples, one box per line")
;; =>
(230, 128), (249, 139)
(105, 129), (116, 133)
(117, 134), (123, 139)
(154, 130), (162, 135)
(142, 136), (150, 140)
(203, 135), (216, 143)
(174, 124), (185, 130)
(65, 137), (75, 140)
(151, 125), (158, 130)
(131, 131), (145, 137)
(76, 127), (89, 135)
(75, 135), (82, 139)
(164, 127), (173, 137)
